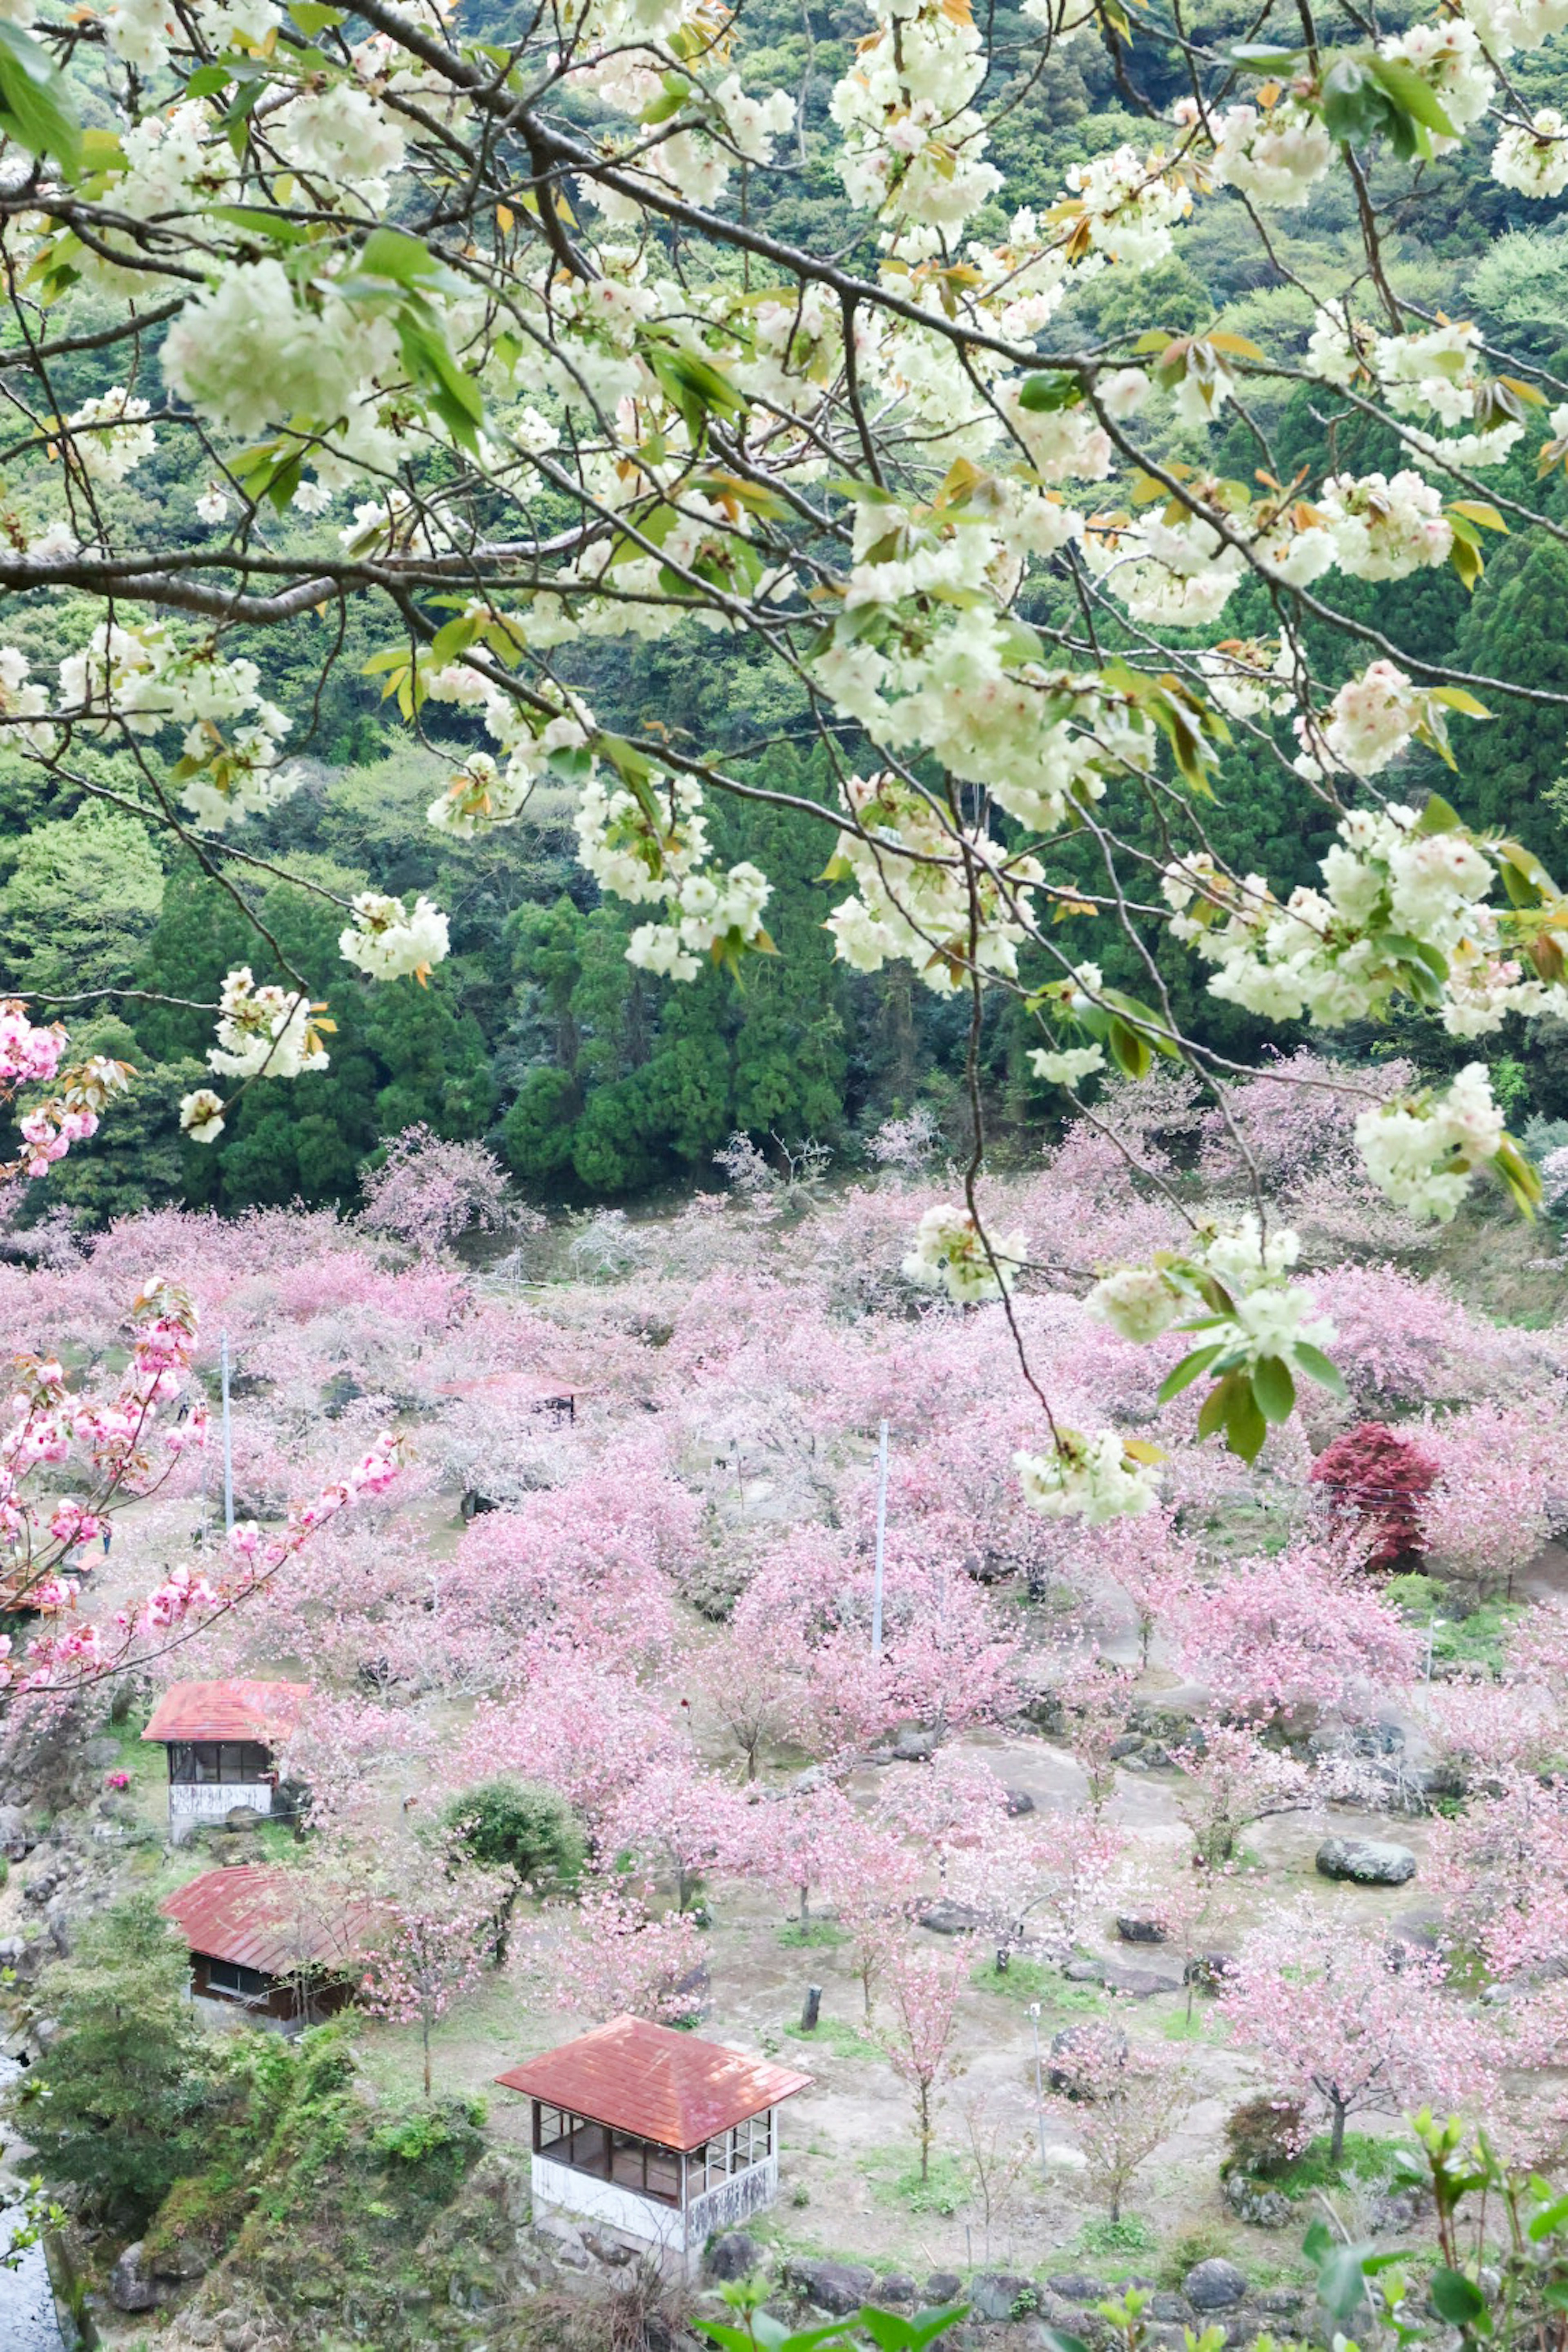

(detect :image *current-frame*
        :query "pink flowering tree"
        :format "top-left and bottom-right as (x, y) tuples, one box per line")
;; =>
(533, 1885), (708, 2025)
(1219, 1898), (1494, 2162)
(1163, 1545), (1419, 1723)
(1430, 1775), (1568, 1984)
(1043, 2025), (1194, 2223)
(746, 1784), (891, 1931)
(0, 1002), (130, 1185)
(1420, 1403), (1563, 1601)
(0, 1271), (405, 1696)
(874, 1751), (1017, 1889)
(876, 1932), (974, 2183)
(965, 1805), (1123, 1960)
(359, 1124), (524, 1257)
(361, 1867), (506, 2098)
(1172, 1721), (1314, 1871)
(601, 1756), (751, 1913)
(1057, 1658), (1140, 1815)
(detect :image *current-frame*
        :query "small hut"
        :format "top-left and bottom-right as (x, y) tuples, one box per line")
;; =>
(496, 2015), (810, 2269)
(161, 1864), (366, 2029)
(142, 1680), (309, 1842)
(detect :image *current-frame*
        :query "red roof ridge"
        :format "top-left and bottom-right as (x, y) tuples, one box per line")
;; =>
(142, 1680), (312, 1745)
(495, 2014), (811, 2152)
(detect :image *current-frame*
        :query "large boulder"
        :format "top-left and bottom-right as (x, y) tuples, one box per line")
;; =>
(1100, 1960), (1181, 1997)
(1224, 2172), (1294, 2228)
(918, 1900), (989, 1935)
(969, 2274), (1039, 2322)
(924, 2272), (964, 2307)
(1316, 1837), (1417, 1886)
(0, 1804), (30, 1859)
(786, 2259), (875, 2316)
(706, 2233), (763, 2283)
(1183, 2260), (1249, 2311)
(150, 2238), (209, 2283)
(110, 2242), (159, 2313)
(1117, 1916), (1167, 1944)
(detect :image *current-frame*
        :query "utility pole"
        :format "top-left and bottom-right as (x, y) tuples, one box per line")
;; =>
(871, 1417), (888, 1661)
(221, 1328), (235, 1536)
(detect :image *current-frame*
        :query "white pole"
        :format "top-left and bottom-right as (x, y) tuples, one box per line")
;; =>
(1028, 2003), (1048, 2171)
(221, 1328), (235, 1536)
(872, 1417), (888, 1662)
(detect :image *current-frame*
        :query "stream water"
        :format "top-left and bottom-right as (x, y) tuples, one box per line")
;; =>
(0, 2055), (67, 2351)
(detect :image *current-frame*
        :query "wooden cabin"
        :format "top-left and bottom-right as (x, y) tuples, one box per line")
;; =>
(161, 1865), (365, 2030)
(496, 2015), (810, 2270)
(142, 1681), (309, 1842)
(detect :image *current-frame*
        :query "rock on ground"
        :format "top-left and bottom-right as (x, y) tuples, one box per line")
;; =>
(1183, 2259), (1249, 2311)
(1315, 1836), (1417, 1886)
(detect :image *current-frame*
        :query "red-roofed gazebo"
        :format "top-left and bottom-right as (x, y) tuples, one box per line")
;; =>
(142, 1682), (309, 1842)
(497, 2016), (810, 2266)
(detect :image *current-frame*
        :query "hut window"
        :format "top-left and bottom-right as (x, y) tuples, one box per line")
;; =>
(206, 1958), (270, 2000)
(171, 1741), (271, 1784)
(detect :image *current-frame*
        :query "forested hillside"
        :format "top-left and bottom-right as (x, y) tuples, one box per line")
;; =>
(9, 0), (1568, 1220)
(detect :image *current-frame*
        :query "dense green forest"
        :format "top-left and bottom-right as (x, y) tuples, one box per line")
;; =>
(10, 0), (1568, 1217)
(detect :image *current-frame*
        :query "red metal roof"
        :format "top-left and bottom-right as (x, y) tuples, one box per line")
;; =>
(494, 2016), (811, 2151)
(161, 1865), (371, 1980)
(141, 1680), (310, 1746)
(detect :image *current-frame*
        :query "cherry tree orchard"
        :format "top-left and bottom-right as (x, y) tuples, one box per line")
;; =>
(5, 0), (1568, 2300)
(0, 0), (1566, 1506)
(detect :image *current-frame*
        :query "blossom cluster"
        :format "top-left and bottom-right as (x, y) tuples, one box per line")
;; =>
(902, 1204), (1028, 1305)
(1163, 793), (1559, 1051)
(573, 772), (773, 982)
(339, 894), (451, 984)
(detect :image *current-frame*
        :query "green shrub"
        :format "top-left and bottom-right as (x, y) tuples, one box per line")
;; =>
(1222, 2096), (1308, 2180)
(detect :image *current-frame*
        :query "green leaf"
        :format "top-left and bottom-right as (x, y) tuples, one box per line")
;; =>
(1018, 371), (1082, 413)
(903, 2311), (969, 2352)
(1156, 1344), (1225, 1403)
(1414, 791), (1463, 834)
(1250, 1354), (1296, 1425)
(0, 22), (82, 178)
(1292, 1341), (1348, 1399)
(1428, 2271), (1487, 2327)
(1448, 533), (1484, 593)
(1527, 2195), (1568, 2241)
(1196, 1377), (1233, 1443)
(1312, 2241), (1376, 2325)
(1224, 1376), (1267, 1463)
(212, 205), (312, 244)
(1446, 501), (1507, 536)
(359, 227), (441, 284)
(856, 2307), (968, 2352)
(1038, 2332), (1092, 2352)
(289, 0), (345, 28)
(1106, 1016), (1152, 1080)
(1367, 52), (1458, 141)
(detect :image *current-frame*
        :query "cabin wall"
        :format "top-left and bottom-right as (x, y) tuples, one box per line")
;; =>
(168, 1780), (273, 1842)
(530, 2155), (692, 2253)
(189, 1955), (355, 2029)
(685, 2156), (780, 2243)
